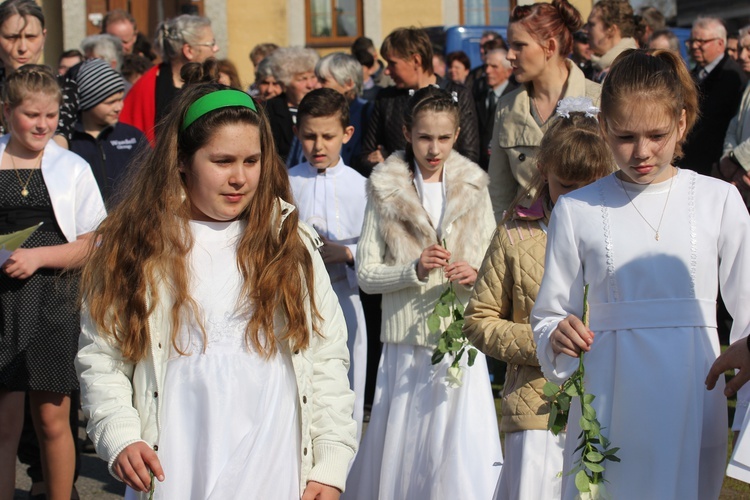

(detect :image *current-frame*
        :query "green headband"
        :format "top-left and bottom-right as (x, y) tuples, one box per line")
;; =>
(181, 89), (258, 130)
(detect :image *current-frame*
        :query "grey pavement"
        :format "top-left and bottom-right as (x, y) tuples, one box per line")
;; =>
(14, 411), (123, 500)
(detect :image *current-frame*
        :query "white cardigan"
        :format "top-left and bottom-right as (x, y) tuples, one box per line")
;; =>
(76, 201), (357, 497)
(356, 151), (496, 347)
(0, 134), (106, 241)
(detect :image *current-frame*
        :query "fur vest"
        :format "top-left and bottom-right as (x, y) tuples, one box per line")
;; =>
(367, 150), (491, 270)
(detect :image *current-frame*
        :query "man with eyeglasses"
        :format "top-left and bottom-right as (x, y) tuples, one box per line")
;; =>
(678, 16), (747, 176)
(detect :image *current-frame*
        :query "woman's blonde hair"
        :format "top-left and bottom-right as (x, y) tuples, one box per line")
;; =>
(3, 64), (61, 108)
(80, 83), (320, 362)
(600, 49), (698, 159)
(505, 112), (614, 221)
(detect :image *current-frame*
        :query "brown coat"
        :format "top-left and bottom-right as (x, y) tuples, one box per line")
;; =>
(463, 214), (551, 432)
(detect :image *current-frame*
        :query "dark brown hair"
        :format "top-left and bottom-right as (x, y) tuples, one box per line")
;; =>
(381, 27), (433, 73)
(403, 86), (460, 167)
(446, 51), (471, 71)
(0, 0), (44, 30)
(297, 88), (350, 130)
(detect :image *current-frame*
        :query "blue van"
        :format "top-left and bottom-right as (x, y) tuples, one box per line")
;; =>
(426, 26), (507, 69)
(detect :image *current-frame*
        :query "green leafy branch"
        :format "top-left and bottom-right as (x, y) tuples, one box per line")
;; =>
(429, 240), (477, 385)
(542, 284), (619, 497)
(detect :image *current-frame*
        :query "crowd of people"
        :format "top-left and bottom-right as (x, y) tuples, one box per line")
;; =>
(4, 0), (750, 498)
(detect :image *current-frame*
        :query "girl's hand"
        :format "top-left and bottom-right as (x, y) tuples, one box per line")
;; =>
(301, 481), (340, 500)
(445, 261), (477, 286)
(2, 248), (42, 279)
(550, 314), (594, 358)
(417, 244), (450, 281)
(319, 236), (353, 265)
(112, 442), (164, 493)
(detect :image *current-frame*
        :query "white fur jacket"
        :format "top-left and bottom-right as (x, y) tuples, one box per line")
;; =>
(356, 150), (496, 347)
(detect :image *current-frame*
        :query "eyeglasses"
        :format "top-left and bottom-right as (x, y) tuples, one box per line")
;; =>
(191, 40), (217, 49)
(686, 37), (719, 47)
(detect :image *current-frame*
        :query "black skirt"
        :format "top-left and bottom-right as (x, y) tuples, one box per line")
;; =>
(0, 170), (80, 393)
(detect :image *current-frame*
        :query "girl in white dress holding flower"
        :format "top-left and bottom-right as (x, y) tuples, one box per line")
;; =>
(532, 49), (750, 499)
(344, 85), (502, 499)
(76, 83), (357, 500)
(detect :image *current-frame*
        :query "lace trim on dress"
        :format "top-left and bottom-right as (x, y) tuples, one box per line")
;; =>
(687, 170), (698, 297)
(600, 180), (620, 301)
(178, 310), (253, 356)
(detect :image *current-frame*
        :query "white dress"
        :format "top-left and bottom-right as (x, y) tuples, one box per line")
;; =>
(288, 159), (368, 440)
(532, 170), (750, 500)
(147, 220), (301, 500)
(344, 173), (503, 500)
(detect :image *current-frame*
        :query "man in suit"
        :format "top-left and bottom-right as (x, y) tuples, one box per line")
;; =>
(474, 48), (516, 170)
(679, 16), (747, 175)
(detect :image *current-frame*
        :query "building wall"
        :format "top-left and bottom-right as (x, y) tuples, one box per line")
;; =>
(226, 0), (291, 88)
(50, 0), (594, 92)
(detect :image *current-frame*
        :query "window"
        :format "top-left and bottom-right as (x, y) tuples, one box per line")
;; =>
(461, 0), (513, 26)
(306, 0), (363, 46)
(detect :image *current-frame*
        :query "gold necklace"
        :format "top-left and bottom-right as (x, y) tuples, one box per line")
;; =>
(617, 169), (675, 241)
(10, 152), (41, 197)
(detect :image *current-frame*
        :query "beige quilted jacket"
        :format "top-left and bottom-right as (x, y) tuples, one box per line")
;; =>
(464, 214), (552, 433)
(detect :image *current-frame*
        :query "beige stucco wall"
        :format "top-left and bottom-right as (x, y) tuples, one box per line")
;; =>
(227, 0), (290, 88)
(381, 1), (444, 40)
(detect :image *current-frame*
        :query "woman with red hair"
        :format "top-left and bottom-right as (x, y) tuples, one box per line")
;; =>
(487, 0), (601, 221)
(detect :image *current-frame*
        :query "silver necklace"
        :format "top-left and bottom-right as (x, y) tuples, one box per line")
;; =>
(617, 170), (675, 241)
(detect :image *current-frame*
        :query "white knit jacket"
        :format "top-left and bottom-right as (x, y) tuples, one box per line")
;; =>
(356, 150), (496, 347)
(76, 201), (357, 497)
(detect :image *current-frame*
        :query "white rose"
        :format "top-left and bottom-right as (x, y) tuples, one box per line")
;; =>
(446, 365), (463, 388)
(577, 482), (612, 500)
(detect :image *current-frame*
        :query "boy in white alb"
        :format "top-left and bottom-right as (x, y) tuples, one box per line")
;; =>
(288, 88), (368, 440)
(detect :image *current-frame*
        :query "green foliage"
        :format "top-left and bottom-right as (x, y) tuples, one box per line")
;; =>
(543, 284), (620, 494)
(430, 240), (478, 383)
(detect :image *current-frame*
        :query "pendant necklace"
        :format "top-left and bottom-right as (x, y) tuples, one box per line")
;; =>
(10, 152), (41, 197)
(618, 169), (675, 241)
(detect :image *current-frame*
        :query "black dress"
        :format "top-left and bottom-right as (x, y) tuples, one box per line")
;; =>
(0, 170), (80, 393)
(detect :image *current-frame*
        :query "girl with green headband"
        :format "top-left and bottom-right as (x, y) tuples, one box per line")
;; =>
(76, 83), (357, 499)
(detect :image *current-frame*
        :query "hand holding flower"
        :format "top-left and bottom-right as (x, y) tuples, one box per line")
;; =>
(444, 261), (477, 286)
(551, 314), (594, 357)
(417, 243), (450, 281)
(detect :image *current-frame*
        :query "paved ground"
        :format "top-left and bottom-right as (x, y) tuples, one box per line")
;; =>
(13, 413), (123, 500)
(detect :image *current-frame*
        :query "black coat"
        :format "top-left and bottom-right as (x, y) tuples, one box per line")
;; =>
(70, 122), (147, 204)
(359, 76), (480, 177)
(679, 55), (747, 175)
(473, 79), (519, 170)
(265, 93), (295, 162)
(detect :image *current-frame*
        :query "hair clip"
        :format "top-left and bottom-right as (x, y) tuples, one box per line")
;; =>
(451, 91), (458, 103)
(408, 89), (416, 97)
(555, 96), (599, 119)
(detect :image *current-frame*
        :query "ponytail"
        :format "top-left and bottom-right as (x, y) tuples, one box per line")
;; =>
(601, 49), (698, 158)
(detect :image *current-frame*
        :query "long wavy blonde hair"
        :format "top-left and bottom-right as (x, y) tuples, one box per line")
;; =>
(80, 83), (320, 362)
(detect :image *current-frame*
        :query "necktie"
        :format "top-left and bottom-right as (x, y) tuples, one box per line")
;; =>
(487, 91), (497, 122)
